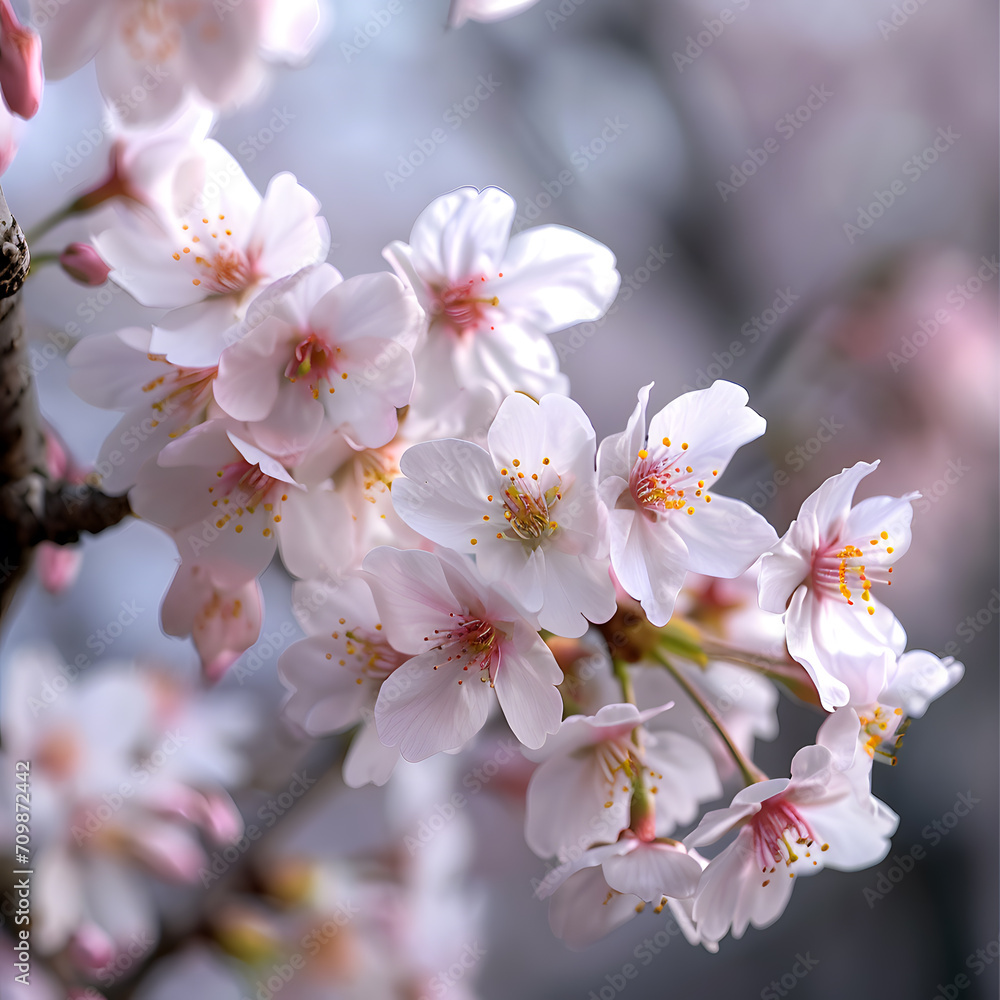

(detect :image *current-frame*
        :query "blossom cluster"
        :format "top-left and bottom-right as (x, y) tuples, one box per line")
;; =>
(61, 120), (961, 948)
(0, 0), (966, 991)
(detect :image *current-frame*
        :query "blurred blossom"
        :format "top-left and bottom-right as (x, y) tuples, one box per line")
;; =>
(0, 646), (255, 974)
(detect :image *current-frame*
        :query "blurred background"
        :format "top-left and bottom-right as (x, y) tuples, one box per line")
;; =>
(1, 0), (997, 997)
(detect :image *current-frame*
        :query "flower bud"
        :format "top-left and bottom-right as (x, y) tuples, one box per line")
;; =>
(59, 243), (111, 286)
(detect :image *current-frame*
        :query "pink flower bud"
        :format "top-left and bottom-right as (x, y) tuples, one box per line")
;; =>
(0, 0), (41, 119)
(59, 243), (111, 286)
(36, 540), (82, 594)
(68, 923), (116, 973)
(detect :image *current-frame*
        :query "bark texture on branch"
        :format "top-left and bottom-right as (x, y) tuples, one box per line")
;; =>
(0, 185), (132, 619)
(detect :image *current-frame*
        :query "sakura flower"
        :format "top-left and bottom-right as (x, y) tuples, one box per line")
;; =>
(536, 834), (703, 908)
(448, 0), (542, 29)
(214, 262), (422, 452)
(33, 0), (322, 126)
(758, 461), (916, 710)
(684, 744), (898, 945)
(818, 649), (964, 770)
(273, 425), (427, 581)
(383, 186), (618, 422)
(542, 851), (716, 951)
(365, 546), (563, 759)
(61, 101), (215, 217)
(391, 392), (616, 637)
(68, 327), (217, 494)
(93, 140), (329, 367)
(524, 702), (721, 862)
(0, 648), (252, 970)
(130, 420), (303, 588)
(161, 559), (263, 683)
(280, 575), (406, 787)
(598, 382), (777, 627)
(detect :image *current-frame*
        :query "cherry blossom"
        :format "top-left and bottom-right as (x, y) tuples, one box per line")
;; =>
(129, 420), (303, 588)
(383, 186), (618, 424)
(214, 262), (422, 452)
(93, 140), (330, 367)
(33, 0), (322, 126)
(685, 744), (897, 945)
(818, 649), (964, 770)
(161, 560), (264, 683)
(524, 702), (721, 862)
(758, 461), (917, 710)
(0, 648), (252, 972)
(542, 851), (716, 951)
(391, 391), (616, 637)
(280, 575), (406, 787)
(536, 834), (704, 908)
(68, 327), (217, 494)
(365, 546), (564, 759)
(448, 0), (542, 29)
(598, 382), (778, 627)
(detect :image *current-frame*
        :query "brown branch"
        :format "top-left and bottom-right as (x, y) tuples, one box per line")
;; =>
(0, 184), (132, 620)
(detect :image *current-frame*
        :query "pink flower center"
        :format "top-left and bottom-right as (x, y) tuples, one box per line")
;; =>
(628, 441), (718, 518)
(209, 461), (289, 538)
(333, 622), (405, 683)
(493, 458), (563, 544)
(750, 796), (827, 885)
(437, 277), (500, 334)
(121, 2), (184, 64)
(285, 332), (344, 400)
(810, 529), (896, 616)
(858, 703), (906, 765)
(173, 213), (257, 295)
(423, 613), (501, 687)
(141, 358), (217, 430)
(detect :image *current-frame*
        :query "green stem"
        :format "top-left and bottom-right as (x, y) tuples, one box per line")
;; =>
(24, 203), (76, 246)
(650, 648), (766, 787)
(26, 251), (59, 276)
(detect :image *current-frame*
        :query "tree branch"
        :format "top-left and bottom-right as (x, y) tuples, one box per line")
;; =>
(0, 184), (132, 620)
